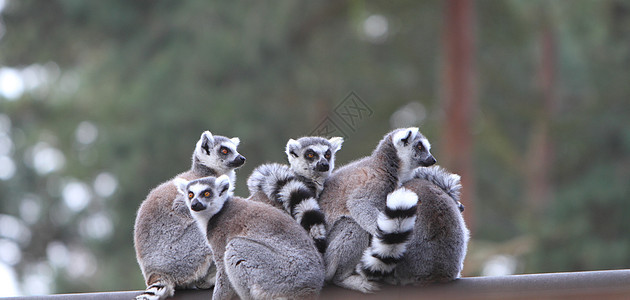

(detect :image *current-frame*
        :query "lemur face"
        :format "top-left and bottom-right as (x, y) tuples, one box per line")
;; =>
(174, 175), (231, 216)
(194, 131), (246, 172)
(393, 127), (437, 168)
(286, 136), (343, 180)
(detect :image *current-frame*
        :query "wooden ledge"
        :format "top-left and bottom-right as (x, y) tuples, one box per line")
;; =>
(8, 269), (630, 300)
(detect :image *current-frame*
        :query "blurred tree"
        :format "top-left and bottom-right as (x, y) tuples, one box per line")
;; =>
(0, 0), (444, 293)
(526, 4), (557, 214)
(441, 0), (477, 232)
(473, 0), (630, 274)
(526, 0), (630, 272)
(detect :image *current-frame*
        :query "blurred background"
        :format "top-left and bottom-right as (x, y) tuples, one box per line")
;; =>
(0, 0), (629, 296)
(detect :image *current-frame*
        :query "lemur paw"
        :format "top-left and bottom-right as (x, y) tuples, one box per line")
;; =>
(337, 274), (380, 294)
(135, 283), (172, 300)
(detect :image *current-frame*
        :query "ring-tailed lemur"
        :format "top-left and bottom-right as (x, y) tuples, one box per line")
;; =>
(133, 131), (246, 300)
(318, 127), (437, 292)
(386, 165), (469, 285)
(247, 136), (343, 253)
(174, 175), (325, 300)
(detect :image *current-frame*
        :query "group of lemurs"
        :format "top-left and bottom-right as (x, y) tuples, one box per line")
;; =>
(133, 127), (469, 300)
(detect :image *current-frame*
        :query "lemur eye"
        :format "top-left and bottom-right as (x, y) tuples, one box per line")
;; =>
(204, 191), (210, 197)
(220, 147), (230, 155)
(188, 192), (194, 199)
(324, 150), (331, 159)
(417, 143), (424, 151)
(304, 150), (317, 160)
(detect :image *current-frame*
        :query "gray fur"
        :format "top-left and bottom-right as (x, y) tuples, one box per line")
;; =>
(133, 131), (245, 300)
(247, 136), (343, 253)
(176, 175), (325, 300)
(319, 127), (436, 292)
(412, 166), (461, 202)
(412, 165), (464, 212)
(386, 166), (469, 285)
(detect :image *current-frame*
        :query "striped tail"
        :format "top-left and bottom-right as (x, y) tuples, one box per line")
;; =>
(412, 165), (464, 212)
(135, 278), (174, 300)
(247, 163), (327, 253)
(357, 188), (418, 280)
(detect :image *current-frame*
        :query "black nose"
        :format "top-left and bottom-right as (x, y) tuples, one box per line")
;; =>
(229, 155), (246, 168)
(315, 161), (330, 172)
(191, 200), (206, 212)
(422, 155), (437, 167)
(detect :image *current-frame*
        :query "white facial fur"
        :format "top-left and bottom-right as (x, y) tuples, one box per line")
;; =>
(194, 131), (244, 175)
(285, 137), (343, 186)
(173, 175), (231, 235)
(393, 127), (433, 185)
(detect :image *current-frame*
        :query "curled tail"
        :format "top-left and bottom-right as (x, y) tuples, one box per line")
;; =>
(413, 165), (464, 212)
(247, 163), (327, 253)
(135, 277), (174, 300)
(357, 188), (418, 280)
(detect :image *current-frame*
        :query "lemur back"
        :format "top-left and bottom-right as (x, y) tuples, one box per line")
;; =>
(388, 166), (469, 285)
(133, 131), (245, 300)
(175, 175), (325, 300)
(318, 127), (437, 293)
(247, 136), (343, 253)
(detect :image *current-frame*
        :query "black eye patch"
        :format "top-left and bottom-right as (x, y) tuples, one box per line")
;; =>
(304, 149), (317, 160)
(219, 146), (231, 156)
(324, 150), (331, 159)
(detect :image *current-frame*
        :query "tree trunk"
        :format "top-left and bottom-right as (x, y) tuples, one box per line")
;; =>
(526, 17), (556, 212)
(441, 0), (477, 232)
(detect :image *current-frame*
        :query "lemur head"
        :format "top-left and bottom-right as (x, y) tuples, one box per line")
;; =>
(392, 127), (436, 171)
(192, 131), (246, 174)
(285, 136), (344, 181)
(174, 175), (231, 219)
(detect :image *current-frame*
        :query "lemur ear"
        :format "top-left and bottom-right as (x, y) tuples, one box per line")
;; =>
(285, 139), (301, 158)
(197, 131), (214, 155)
(393, 127), (419, 146)
(329, 137), (344, 153)
(216, 175), (231, 197)
(173, 177), (189, 195)
(230, 137), (240, 147)
(201, 131), (214, 143)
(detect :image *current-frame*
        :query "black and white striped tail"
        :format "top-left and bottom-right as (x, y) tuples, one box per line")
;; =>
(357, 188), (418, 280)
(136, 279), (173, 300)
(247, 163), (327, 253)
(412, 165), (464, 212)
